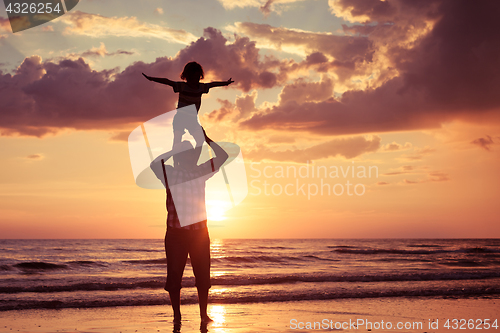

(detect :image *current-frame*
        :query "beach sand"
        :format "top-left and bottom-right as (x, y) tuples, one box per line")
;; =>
(1, 297), (498, 333)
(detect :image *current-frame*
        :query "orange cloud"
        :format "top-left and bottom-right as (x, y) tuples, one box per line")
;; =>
(382, 142), (412, 152)
(245, 135), (381, 162)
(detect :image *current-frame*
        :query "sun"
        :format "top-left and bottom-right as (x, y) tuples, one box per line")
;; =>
(206, 200), (231, 221)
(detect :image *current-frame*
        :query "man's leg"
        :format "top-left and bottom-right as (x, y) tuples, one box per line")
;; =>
(169, 290), (182, 323)
(197, 287), (211, 322)
(165, 229), (189, 323)
(189, 227), (212, 322)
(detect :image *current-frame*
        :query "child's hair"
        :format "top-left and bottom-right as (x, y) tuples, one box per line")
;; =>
(180, 62), (204, 81)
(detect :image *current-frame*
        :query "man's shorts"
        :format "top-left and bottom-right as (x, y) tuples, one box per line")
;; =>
(164, 226), (211, 292)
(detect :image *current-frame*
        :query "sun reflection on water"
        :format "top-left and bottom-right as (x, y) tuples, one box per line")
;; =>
(208, 304), (226, 326)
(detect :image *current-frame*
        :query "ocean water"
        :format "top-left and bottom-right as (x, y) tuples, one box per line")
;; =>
(0, 239), (499, 311)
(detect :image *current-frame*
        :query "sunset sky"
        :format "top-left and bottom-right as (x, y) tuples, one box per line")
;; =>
(1, 0), (499, 239)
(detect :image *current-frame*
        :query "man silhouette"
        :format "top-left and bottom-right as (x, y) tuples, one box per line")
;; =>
(150, 129), (228, 325)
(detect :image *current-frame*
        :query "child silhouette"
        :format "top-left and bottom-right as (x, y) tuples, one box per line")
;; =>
(143, 62), (234, 146)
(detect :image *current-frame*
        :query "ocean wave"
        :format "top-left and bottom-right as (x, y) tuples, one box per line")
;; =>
(1, 285), (499, 311)
(122, 258), (167, 265)
(68, 261), (107, 267)
(254, 246), (295, 250)
(114, 248), (163, 253)
(2, 271), (499, 294)
(13, 262), (68, 270)
(332, 247), (500, 255)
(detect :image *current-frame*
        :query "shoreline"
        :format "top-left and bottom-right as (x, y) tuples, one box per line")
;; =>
(1, 296), (498, 332)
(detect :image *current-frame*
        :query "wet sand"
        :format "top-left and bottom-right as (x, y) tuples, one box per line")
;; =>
(1, 297), (498, 332)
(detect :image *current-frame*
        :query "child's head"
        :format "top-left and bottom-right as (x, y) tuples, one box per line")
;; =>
(180, 62), (204, 82)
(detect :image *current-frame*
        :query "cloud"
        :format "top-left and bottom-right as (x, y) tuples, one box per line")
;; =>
(3, 1), (500, 142)
(203, 91), (259, 122)
(41, 26), (54, 32)
(267, 135), (296, 144)
(403, 171), (449, 184)
(25, 153), (44, 160)
(240, 1), (500, 136)
(245, 135), (381, 162)
(382, 141), (412, 152)
(60, 11), (197, 45)
(154, 8), (164, 15)
(471, 135), (495, 151)
(217, 0), (307, 15)
(78, 43), (134, 58)
(0, 28), (290, 136)
(328, 0), (441, 24)
(383, 165), (415, 176)
(232, 22), (372, 64)
(177, 28), (288, 92)
(109, 131), (130, 142)
(0, 17), (10, 30)
(402, 147), (436, 161)
(278, 77), (334, 104)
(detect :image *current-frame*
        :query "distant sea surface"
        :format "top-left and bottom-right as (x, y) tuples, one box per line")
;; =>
(1, 239), (499, 311)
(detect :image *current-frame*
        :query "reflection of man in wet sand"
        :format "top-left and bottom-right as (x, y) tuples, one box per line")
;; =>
(150, 129), (228, 326)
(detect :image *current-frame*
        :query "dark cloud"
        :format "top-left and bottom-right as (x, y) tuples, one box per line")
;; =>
(234, 22), (373, 67)
(471, 135), (495, 151)
(241, 1), (500, 135)
(203, 91), (259, 123)
(176, 27), (286, 92)
(0, 28), (288, 136)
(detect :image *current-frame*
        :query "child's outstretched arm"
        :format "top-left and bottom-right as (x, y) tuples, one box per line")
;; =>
(142, 73), (175, 87)
(208, 78), (234, 88)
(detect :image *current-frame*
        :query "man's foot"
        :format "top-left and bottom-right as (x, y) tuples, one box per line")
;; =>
(173, 314), (182, 325)
(200, 315), (213, 324)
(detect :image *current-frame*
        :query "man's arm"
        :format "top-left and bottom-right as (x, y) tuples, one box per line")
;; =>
(150, 149), (175, 167)
(142, 73), (175, 87)
(208, 78), (234, 88)
(149, 147), (179, 184)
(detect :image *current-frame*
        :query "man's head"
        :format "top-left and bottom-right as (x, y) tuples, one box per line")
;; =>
(173, 140), (198, 168)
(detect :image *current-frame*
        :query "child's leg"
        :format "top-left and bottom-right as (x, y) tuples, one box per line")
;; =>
(185, 117), (205, 147)
(173, 130), (184, 145)
(172, 109), (188, 146)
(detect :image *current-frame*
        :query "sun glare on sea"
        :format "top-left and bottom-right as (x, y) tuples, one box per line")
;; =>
(208, 304), (226, 326)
